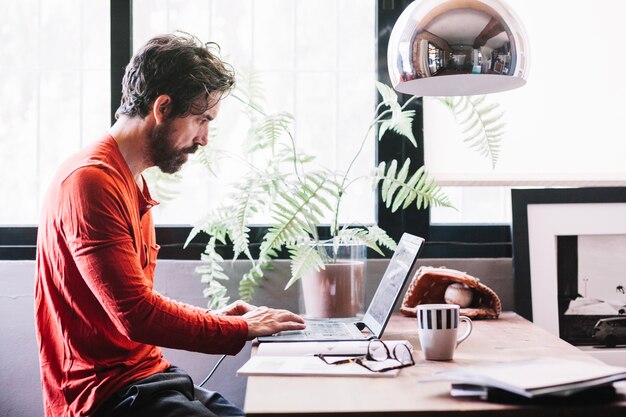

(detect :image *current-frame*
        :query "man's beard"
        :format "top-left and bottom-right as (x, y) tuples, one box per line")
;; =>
(148, 121), (199, 174)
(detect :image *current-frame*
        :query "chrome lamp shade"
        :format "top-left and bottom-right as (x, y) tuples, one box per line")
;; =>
(387, 0), (529, 96)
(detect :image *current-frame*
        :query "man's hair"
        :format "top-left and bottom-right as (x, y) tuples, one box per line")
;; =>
(116, 32), (235, 119)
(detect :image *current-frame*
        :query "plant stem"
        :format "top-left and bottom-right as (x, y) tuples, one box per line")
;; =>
(232, 93), (266, 117)
(330, 95), (419, 235)
(231, 93), (319, 241)
(231, 93), (317, 241)
(342, 175), (370, 191)
(232, 93), (304, 190)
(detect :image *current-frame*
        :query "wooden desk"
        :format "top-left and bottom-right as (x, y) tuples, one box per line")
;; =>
(244, 312), (626, 416)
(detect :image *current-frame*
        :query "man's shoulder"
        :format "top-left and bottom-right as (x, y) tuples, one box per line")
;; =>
(58, 137), (128, 188)
(64, 164), (115, 186)
(53, 161), (135, 224)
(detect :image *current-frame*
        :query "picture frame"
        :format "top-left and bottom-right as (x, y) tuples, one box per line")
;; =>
(511, 188), (626, 363)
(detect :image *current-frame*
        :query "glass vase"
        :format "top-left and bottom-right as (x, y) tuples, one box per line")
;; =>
(299, 242), (366, 320)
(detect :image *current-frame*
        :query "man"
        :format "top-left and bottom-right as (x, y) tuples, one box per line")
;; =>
(34, 32), (305, 417)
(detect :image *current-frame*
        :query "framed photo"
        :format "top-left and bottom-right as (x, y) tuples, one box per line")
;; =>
(511, 188), (626, 356)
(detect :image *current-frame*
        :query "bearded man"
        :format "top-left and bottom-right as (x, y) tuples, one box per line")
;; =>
(34, 32), (305, 417)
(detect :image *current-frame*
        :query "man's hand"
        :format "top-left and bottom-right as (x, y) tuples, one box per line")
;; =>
(243, 306), (306, 339)
(213, 300), (257, 316)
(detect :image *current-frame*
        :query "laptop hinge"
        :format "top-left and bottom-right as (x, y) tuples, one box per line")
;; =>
(357, 322), (378, 339)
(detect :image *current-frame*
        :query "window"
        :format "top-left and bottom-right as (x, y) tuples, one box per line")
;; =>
(132, 0), (377, 226)
(0, 0), (110, 224)
(1, 0), (519, 260)
(426, 0), (626, 224)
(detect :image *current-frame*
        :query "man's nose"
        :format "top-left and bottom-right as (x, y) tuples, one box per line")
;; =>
(196, 127), (209, 146)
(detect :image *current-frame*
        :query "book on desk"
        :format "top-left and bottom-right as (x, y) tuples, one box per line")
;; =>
(432, 357), (626, 402)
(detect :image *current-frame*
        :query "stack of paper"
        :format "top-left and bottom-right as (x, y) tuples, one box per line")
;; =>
(256, 340), (411, 357)
(237, 356), (401, 377)
(237, 340), (413, 378)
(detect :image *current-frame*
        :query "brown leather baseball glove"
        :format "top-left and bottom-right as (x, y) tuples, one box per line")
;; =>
(400, 266), (501, 319)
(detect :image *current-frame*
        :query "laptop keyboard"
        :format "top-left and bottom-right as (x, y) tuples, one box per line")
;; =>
(303, 322), (354, 337)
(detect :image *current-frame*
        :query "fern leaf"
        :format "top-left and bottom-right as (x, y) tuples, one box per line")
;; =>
(203, 281), (230, 310)
(380, 160), (397, 199)
(247, 112), (294, 153)
(476, 102), (499, 116)
(334, 228), (373, 249)
(335, 226), (397, 256)
(228, 177), (263, 260)
(378, 108), (417, 147)
(304, 200), (326, 218)
(189, 173), (279, 264)
(239, 270), (262, 302)
(275, 144), (316, 165)
(285, 244), (325, 289)
(457, 96), (471, 113)
(400, 166), (426, 210)
(372, 161), (386, 190)
(259, 171), (339, 260)
(378, 159), (453, 211)
(184, 226), (202, 249)
(366, 225), (397, 251)
(471, 95), (486, 107)
(385, 159), (411, 208)
(239, 258), (276, 302)
(461, 118), (480, 134)
(433, 95), (505, 168)
(235, 67), (266, 120)
(375, 81), (417, 147)
(338, 228), (383, 255)
(195, 238), (231, 309)
(375, 81), (398, 107)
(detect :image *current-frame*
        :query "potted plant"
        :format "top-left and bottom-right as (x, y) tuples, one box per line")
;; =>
(147, 73), (505, 316)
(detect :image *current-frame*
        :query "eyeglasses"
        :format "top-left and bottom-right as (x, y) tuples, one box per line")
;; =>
(317, 339), (415, 373)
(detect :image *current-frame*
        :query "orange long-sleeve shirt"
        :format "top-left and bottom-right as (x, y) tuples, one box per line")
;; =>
(34, 135), (248, 417)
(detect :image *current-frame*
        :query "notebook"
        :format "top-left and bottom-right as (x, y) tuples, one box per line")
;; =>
(257, 233), (425, 343)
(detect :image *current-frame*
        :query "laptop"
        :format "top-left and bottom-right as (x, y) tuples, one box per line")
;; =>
(257, 233), (425, 343)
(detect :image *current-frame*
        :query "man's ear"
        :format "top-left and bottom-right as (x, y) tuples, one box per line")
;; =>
(152, 95), (172, 124)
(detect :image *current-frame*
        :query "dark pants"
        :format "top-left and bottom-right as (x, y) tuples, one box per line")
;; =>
(95, 367), (244, 417)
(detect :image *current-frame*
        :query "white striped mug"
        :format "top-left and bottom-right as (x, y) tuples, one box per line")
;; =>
(416, 304), (472, 361)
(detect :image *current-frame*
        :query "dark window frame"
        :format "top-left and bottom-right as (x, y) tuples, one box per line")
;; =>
(0, 0), (511, 261)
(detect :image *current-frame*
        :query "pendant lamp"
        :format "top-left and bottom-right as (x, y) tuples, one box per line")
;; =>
(387, 0), (529, 96)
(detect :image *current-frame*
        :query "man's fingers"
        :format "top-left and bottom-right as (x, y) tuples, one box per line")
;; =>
(277, 321), (306, 331)
(275, 309), (306, 324)
(243, 307), (307, 339)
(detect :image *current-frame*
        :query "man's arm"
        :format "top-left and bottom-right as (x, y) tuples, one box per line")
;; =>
(59, 167), (303, 354)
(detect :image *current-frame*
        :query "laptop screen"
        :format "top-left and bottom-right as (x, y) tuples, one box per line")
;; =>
(361, 233), (424, 338)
